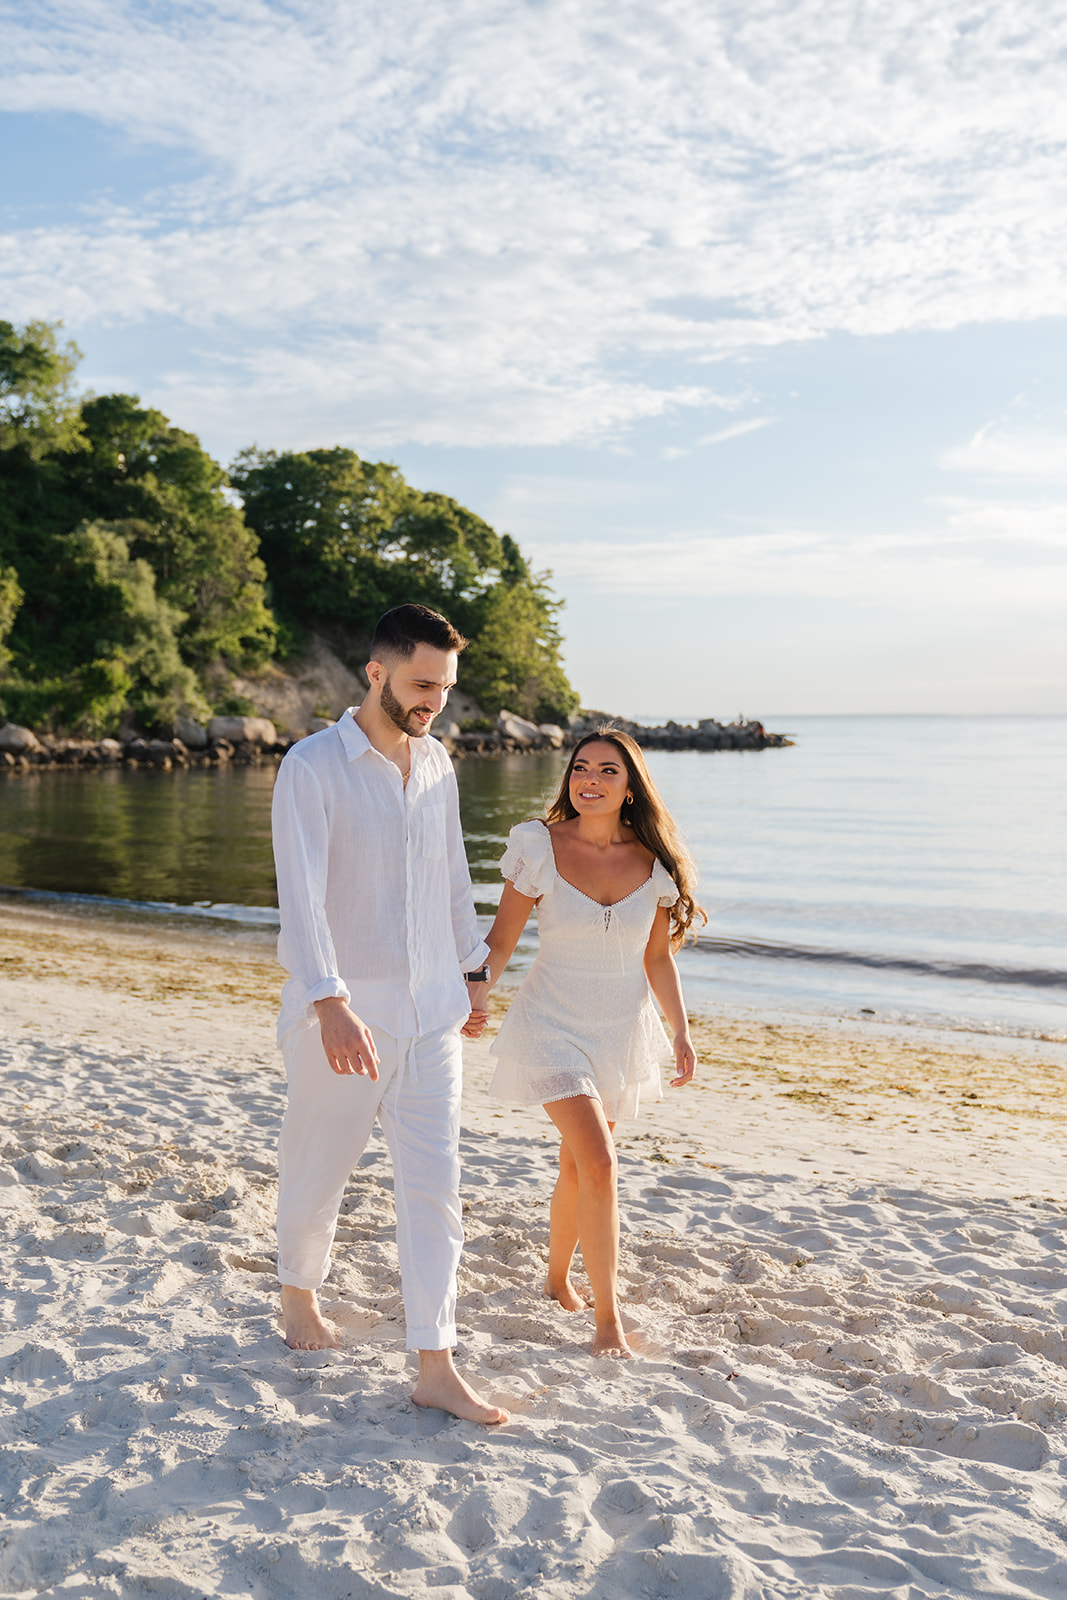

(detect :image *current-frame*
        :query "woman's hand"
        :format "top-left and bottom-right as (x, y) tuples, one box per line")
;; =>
(461, 979), (490, 1039)
(670, 1033), (696, 1087)
(461, 1008), (489, 1040)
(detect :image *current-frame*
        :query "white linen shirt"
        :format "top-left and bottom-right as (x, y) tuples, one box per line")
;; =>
(272, 708), (489, 1048)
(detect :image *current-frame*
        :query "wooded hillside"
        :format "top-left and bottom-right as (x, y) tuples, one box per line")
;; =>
(0, 319), (578, 736)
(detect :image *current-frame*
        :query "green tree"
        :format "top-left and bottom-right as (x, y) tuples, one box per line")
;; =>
(0, 319), (89, 618)
(1, 521), (207, 736)
(1, 318), (277, 731)
(69, 395), (276, 669)
(231, 446), (578, 720)
(0, 318), (86, 461)
(463, 574), (578, 723)
(230, 447), (515, 634)
(229, 447), (410, 632)
(0, 562), (22, 675)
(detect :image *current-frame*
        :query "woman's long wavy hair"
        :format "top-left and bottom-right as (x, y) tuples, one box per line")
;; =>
(545, 727), (707, 950)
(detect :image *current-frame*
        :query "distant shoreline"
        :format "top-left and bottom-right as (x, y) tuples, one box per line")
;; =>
(0, 711), (793, 772)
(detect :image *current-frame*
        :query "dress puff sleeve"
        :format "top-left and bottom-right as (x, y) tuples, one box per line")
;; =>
(651, 859), (681, 909)
(499, 820), (556, 899)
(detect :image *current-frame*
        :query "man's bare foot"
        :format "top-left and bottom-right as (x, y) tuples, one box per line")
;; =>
(591, 1321), (633, 1359)
(281, 1285), (340, 1350)
(544, 1275), (588, 1312)
(412, 1348), (509, 1425)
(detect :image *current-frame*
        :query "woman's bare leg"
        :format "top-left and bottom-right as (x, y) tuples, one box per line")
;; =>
(546, 1137), (584, 1309)
(544, 1097), (629, 1357)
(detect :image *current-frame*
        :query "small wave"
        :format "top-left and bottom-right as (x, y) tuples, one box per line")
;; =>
(692, 934), (1067, 992)
(0, 885), (280, 929)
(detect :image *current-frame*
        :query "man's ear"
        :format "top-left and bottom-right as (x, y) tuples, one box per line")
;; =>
(365, 658), (385, 691)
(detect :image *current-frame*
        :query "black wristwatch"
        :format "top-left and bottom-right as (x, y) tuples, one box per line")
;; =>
(464, 965), (490, 982)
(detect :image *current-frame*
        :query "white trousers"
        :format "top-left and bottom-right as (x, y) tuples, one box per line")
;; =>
(276, 1020), (464, 1351)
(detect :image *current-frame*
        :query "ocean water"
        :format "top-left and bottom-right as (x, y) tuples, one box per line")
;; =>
(1, 715), (1064, 1042)
(641, 715), (1067, 1043)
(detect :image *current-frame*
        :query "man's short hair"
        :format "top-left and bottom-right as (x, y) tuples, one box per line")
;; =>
(368, 604), (467, 663)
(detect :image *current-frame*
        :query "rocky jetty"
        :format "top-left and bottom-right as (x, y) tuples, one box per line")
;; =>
(0, 717), (294, 773)
(0, 708), (791, 773)
(576, 713), (793, 752)
(437, 710), (791, 757)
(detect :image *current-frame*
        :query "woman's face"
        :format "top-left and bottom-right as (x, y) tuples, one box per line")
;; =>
(568, 740), (632, 817)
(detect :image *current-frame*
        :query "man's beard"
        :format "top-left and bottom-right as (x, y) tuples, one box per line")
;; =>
(380, 674), (432, 738)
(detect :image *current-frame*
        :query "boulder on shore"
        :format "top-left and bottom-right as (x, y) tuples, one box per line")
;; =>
(496, 710), (543, 746)
(174, 717), (208, 750)
(207, 716), (277, 747)
(0, 723), (42, 755)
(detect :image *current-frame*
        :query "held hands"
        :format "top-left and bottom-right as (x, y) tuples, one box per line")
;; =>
(314, 997), (380, 1079)
(670, 1032), (697, 1088)
(461, 979), (490, 1040)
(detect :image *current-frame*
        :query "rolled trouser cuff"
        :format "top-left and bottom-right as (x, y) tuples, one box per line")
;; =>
(405, 1322), (458, 1352)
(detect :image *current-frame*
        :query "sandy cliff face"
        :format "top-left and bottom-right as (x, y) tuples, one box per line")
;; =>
(224, 630), (487, 736)
(224, 633), (369, 736)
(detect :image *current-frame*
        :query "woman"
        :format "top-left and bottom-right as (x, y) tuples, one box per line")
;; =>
(475, 728), (705, 1359)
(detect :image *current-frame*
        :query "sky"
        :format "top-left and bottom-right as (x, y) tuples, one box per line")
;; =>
(2, 0), (1066, 717)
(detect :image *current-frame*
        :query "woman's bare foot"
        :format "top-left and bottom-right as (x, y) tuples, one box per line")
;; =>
(544, 1275), (588, 1312)
(591, 1320), (633, 1359)
(281, 1285), (340, 1350)
(412, 1349), (509, 1425)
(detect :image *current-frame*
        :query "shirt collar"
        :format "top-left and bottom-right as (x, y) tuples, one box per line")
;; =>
(335, 706), (429, 775)
(335, 707), (372, 763)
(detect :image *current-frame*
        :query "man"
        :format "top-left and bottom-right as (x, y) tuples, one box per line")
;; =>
(271, 603), (504, 1425)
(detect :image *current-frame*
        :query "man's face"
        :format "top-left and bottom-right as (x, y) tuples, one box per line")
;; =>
(375, 644), (458, 738)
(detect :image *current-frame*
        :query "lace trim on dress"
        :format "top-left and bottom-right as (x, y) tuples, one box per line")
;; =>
(499, 820), (554, 900)
(652, 859), (681, 909)
(539, 1086), (602, 1105)
(531, 1071), (600, 1104)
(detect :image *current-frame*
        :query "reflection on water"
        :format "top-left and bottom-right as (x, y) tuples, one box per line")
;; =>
(454, 752), (567, 907)
(0, 754), (564, 910)
(0, 765), (279, 907)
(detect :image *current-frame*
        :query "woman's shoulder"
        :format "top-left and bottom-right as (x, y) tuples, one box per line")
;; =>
(650, 856), (681, 907)
(500, 818), (556, 896)
(506, 818), (551, 844)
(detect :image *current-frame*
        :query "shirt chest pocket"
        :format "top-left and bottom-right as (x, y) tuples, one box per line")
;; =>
(409, 795), (448, 859)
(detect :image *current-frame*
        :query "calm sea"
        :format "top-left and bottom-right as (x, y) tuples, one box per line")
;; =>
(2, 715), (1064, 1043)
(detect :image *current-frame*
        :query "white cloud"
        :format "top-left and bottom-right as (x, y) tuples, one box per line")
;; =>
(522, 514), (1067, 608)
(941, 423), (1067, 479)
(697, 418), (776, 447)
(2, 1), (1067, 445)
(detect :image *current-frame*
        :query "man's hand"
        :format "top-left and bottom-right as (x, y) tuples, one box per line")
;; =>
(461, 979), (490, 1040)
(314, 997), (380, 1079)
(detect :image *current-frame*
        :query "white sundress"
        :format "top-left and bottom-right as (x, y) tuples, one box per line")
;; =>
(488, 819), (681, 1121)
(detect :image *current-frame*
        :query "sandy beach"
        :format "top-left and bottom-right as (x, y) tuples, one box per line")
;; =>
(2, 898), (1066, 1599)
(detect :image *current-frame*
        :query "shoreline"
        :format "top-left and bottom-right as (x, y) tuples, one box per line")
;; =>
(4, 881), (1064, 1063)
(2, 895), (1064, 1196)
